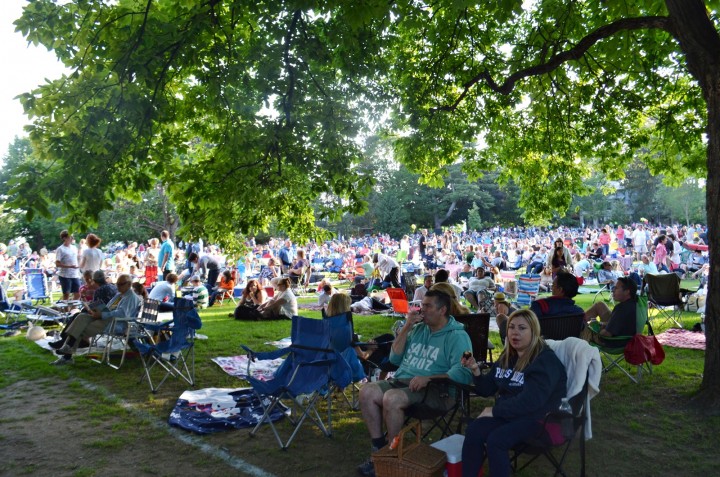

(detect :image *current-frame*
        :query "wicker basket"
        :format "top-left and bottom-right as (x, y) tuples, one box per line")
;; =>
(373, 423), (447, 477)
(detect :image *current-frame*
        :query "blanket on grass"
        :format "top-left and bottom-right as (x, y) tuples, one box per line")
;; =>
(655, 328), (706, 350)
(169, 387), (289, 434)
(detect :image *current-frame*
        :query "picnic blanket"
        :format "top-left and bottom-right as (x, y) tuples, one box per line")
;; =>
(655, 328), (706, 350)
(212, 355), (285, 381)
(169, 387), (289, 434)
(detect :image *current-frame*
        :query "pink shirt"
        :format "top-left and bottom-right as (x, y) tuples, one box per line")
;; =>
(654, 243), (667, 266)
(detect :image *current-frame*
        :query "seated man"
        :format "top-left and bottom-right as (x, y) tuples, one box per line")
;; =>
(597, 260), (619, 288)
(51, 274), (142, 365)
(357, 289), (472, 476)
(531, 271), (584, 317)
(583, 276), (638, 345)
(183, 275), (209, 309)
(412, 274), (433, 303)
(148, 272), (178, 312)
(463, 267), (495, 310)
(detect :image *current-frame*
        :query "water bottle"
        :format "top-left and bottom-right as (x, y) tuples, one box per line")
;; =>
(558, 397), (574, 439)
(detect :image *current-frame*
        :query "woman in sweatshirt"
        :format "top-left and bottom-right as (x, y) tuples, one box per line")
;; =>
(461, 309), (567, 477)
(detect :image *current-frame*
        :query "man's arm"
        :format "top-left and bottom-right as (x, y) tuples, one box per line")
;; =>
(101, 294), (141, 320)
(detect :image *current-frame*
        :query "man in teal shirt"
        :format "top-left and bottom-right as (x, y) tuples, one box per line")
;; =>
(357, 289), (472, 476)
(158, 230), (175, 280)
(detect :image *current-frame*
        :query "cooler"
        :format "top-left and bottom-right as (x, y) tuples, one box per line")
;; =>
(430, 434), (477, 477)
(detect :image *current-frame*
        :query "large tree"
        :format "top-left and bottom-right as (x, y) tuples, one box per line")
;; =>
(12, 1), (720, 402)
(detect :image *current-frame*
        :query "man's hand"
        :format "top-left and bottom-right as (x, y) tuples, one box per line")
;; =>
(91, 309), (102, 319)
(408, 375), (431, 392)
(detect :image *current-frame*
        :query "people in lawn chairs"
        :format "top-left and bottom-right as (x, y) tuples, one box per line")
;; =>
(582, 276), (637, 346)
(356, 289), (473, 477)
(461, 309), (567, 477)
(50, 274), (141, 365)
(597, 260), (619, 288)
(464, 267), (496, 311)
(531, 271), (584, 318)
(257, 277), (297, 319)
(232, 279), (267, 320)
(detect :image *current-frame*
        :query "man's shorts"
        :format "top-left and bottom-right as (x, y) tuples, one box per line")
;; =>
(58, 276), (81, 294)
(375, 378), (453, 411)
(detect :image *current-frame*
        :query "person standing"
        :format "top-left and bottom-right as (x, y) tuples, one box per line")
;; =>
(79, 233), (104, 273)
(158, 230), (175, 281)
(55, 230), (81, 301)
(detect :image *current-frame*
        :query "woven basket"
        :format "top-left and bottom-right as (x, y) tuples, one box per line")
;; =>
(373, 423), (447, 477)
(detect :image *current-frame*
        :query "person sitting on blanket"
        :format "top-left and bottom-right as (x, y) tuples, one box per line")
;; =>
(231, 279), (267, 320)
(51, 274), (142, 365)
(582, 276), (637, 345)
(257, 277), (297, 319)
(356, 289), (473, 477)
(317, 283), (336, 308)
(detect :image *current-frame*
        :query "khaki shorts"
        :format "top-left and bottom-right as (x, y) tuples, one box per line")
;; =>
(375, 378), (453, 411)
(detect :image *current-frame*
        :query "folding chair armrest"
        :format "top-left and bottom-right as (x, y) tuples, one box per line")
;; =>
(140, 319), (173, 333)
(241, 345), (291, 362)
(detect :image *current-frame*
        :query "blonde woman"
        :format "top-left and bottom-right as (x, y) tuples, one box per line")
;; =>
(258, 277), (297, 319)
(461, 309), (567, 477)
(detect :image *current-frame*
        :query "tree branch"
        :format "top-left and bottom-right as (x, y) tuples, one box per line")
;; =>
(432, 16), (673, 113)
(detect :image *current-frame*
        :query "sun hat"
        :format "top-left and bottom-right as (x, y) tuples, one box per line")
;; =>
(493, 292), (509, 304)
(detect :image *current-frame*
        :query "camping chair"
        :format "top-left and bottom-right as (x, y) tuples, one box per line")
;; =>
(214, 287), (237, 306)
(24, 269), (50, 304)
(324, 311), (367, 411)
(134, 297), (202, 392)
(592, 281), (615, 305)
(89, 299), (155, 370)
(402, 272), (417, 302)
(539, 313), (585, 340)
(515, 273), (541, 308)
(241, 315), (352, 449)
(643, 273), (692, 329)
(590, 295), (651, 383)
(144, 265), (158, 288)
(512, 337), (602, 477)
(384, 287), (411, 317)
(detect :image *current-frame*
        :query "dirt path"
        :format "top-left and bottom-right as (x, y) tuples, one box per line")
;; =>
(0, 379), (275, 477)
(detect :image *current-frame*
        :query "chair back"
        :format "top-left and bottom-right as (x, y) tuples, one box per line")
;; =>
(153, 298), (201, 354)
(24, 269), (48, 301)
(516, 274), (541, 307)
(325, 311), (364, 383)
(453, 313), (490, 364)
(539, 314), (585, 340)
(386, 287), (409, 314)
(636, 295), (649, 334)
(643, 273), (681, 306)
(141, 298), (161, 322)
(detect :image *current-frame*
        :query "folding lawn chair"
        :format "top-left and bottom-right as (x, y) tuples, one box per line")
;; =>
(89, 298), (158, 370)
(241, 315), (352, 449)
(515, 273), (541, 307)
(592, 281), (615, 305)
(590, 295), (652, 383)
(134, 298), (202, 392)
(539, 313), (585, 341)
(383, 287), (412, 318)
(24, 269), (50, 304)
(643, 273), (692, 329)
(513, 338), (602, 477)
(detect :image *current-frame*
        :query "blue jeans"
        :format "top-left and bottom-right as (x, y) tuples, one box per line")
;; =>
(205, 268), (220, 292)
(526, 261), (543, 274)
(462, 417), (544, 477)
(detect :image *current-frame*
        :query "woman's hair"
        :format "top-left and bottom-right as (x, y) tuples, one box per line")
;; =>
(86, 233), (101, 248)
(132, 282), (148, 299)
(551, 246), (565, 266)
(82, 270), (93, 282)
(242, 279), (262, 299)
(148, 238), (159, 247)
(326, 293), (351, 317)
(429, 283), (469, 315)
(500, 309), (545, 372)
(222, 269), (232, 280)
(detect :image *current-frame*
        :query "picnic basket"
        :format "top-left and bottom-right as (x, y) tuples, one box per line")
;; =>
(373, 422), (447, 477)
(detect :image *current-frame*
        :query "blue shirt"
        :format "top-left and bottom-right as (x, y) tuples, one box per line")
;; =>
(158, 239), (175, 272)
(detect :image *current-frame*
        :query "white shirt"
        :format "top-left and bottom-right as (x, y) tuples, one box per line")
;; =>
(56, 244), (81, 279)
(80, 248), (104, 272)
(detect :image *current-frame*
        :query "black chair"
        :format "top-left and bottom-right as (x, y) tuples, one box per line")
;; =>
(404, 313), (492, 439)
(511, 372), (590, 477)
(643, 273), (693, 328)
(539, 313), (585, 340)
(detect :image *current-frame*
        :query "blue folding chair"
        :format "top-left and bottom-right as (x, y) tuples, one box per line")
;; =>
(516, 273), (541, 308)
(241, 315), (352, 449)
(134, 298), (202, 392)
(24, 269), (50, 304)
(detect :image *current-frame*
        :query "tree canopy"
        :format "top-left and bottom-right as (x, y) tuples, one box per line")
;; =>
(11, 1), (720, 401)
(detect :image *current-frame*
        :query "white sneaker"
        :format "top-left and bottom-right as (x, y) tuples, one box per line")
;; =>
(51, 356), (74, 366)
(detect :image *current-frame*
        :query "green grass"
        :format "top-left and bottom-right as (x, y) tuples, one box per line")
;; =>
(0, 279), (716, 476)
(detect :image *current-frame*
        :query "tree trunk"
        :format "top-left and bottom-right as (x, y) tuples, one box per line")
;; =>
(666, 0), (720, 406)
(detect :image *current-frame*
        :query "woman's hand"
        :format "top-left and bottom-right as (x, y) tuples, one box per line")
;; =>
(461, 354), (481, 376)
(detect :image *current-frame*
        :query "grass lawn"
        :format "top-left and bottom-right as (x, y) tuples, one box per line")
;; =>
(0, 278), (717, 476)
